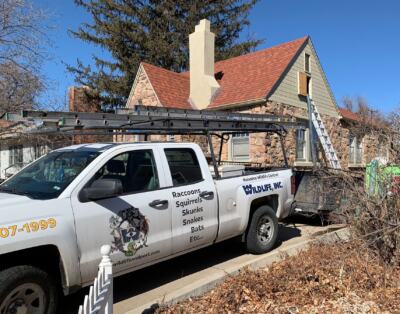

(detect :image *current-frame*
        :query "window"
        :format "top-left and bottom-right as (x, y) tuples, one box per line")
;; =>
(349, 135), (363, 165)
(298, 72), (311, 97)
(33, 145), (47, 160)
(305, 53), (311, 73)
(231, 133), (250, 161)
(377, 140), (388, 161)
(9, 145), (23, 165)
(296, 129), (306, 160)
(164, 148), (203, 186)
(306, 76), (312, 96)
(91, 150), (159, 194)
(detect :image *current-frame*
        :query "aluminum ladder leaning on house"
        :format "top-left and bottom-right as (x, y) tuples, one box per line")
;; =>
(307, 96), (341, 170)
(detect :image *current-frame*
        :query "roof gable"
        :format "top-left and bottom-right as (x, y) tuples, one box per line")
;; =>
(127, 36), (309, 110)
(142, 63), (190, 109)
(268, 39), (340, 117)
(210, 36), (308, 108)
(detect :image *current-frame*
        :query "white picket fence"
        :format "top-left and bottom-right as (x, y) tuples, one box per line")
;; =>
(78, 245), (113, 314)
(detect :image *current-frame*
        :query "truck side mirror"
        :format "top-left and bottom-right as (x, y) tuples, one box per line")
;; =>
(80, 178), (123, 202)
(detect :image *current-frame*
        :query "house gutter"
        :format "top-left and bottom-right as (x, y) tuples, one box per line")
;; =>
(208, 98), (266, 111)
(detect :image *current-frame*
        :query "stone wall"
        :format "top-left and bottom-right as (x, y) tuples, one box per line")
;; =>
(126, 67), (161, 108)
(119, 69), (389, 169)
(212, 101), (389, 170)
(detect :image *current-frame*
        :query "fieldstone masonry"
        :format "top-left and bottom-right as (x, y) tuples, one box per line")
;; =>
(123, 70), (389, 170)
(127, 68), (161, 108)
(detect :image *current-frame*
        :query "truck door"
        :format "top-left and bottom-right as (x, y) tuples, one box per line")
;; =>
(160, 146), (218, 254)
(70, 147), (172, 284)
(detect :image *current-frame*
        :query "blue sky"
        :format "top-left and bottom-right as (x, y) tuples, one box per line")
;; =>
(36, 0), (400, 114)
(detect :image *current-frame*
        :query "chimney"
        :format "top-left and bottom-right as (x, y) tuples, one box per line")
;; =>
(189, 19), (220, 110)
(68, 86), (99, 112)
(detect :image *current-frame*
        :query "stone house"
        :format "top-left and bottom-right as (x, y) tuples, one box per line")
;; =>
(122, 19), (393, 170)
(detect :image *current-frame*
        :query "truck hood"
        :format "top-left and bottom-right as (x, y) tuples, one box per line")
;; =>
(0, 192), (52, 226)
(0, 192), (32, 206)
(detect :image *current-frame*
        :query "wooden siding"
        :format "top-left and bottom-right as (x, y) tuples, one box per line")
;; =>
(269, 42), (340, 118)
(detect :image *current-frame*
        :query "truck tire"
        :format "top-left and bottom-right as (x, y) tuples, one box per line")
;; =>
(245, 205), (278, 254)
(0, 265), (58, 314)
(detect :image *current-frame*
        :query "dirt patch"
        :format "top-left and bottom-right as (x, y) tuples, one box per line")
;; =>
(157, 242), (399, 313)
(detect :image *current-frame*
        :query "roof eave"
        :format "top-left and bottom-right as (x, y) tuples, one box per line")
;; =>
(208, 98), (267, 110)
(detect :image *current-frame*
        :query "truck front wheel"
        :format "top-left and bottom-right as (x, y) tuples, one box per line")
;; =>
(245, 205), (278, 254)
(0, 265), (58, 314)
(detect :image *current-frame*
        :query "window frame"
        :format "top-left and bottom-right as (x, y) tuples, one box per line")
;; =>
(9, 145), (23, 165)
(163, 147), (204, 187)
(376, 139), (389, 161)
(295, 129), (307, 161)
(80, 148), (161, 201)
(349, 134), (363, 166)
(305, 53), (311, 73)
(230, 133), (250, 161)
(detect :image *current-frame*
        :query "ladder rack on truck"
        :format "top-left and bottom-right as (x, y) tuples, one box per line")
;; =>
(17, 105), (305, 135)
(7, 105), (307, 178)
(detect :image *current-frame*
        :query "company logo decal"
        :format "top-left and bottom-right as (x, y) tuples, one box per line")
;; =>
(242, 181), (283, 195)
(109, 207), (149, 257)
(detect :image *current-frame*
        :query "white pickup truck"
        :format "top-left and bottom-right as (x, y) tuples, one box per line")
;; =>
(0, 142), (295, 313)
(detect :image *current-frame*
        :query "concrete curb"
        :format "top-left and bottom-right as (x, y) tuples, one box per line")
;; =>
(124, 227), (349, 314)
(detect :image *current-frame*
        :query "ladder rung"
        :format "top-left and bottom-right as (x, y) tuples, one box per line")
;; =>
(308, 97), (341, 169)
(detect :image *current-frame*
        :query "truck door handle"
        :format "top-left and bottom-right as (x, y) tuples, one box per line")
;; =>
(199, 191), (214, 200)
(149, 199), (169, 209)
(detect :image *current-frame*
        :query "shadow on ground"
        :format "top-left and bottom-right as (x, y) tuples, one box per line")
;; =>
(60, 216), (321, 313)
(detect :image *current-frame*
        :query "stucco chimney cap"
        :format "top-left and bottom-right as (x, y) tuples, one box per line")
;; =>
(195, 19), (211, 32)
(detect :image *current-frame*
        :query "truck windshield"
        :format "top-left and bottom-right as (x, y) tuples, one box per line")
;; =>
(0, 150), (100, 200)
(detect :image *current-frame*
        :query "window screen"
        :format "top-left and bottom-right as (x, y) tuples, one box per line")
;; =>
(164, 148), (203, 186)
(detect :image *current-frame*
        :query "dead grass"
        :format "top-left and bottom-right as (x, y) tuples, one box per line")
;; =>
(157, 242), (400, 314)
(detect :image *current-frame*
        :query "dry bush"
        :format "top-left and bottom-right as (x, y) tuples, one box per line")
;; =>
(329, 168), (400, 266)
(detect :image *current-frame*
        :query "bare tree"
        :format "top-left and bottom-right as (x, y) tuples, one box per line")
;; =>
(388, 107), (400, 163)
(0, 0), (50, 113)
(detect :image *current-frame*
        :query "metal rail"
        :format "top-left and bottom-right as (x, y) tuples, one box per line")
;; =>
(16, 105), (306, 134)
(5, 105), (307, 178)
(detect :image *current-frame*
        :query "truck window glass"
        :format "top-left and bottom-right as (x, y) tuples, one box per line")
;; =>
(0, 151), (100, 200)
(90, 150), (159, 194)
(164, 148), (203, 186)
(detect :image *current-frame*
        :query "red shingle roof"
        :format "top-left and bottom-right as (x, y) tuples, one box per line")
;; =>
(140, 36), (309, 109)
(339, 108), (361, 121)
(142, 63), (190, 109)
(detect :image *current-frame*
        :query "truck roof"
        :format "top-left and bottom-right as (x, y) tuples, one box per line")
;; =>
(54, 141), (186, 153)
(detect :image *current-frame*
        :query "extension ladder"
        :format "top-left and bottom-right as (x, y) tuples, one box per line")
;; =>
(307, 97), (341, 169)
